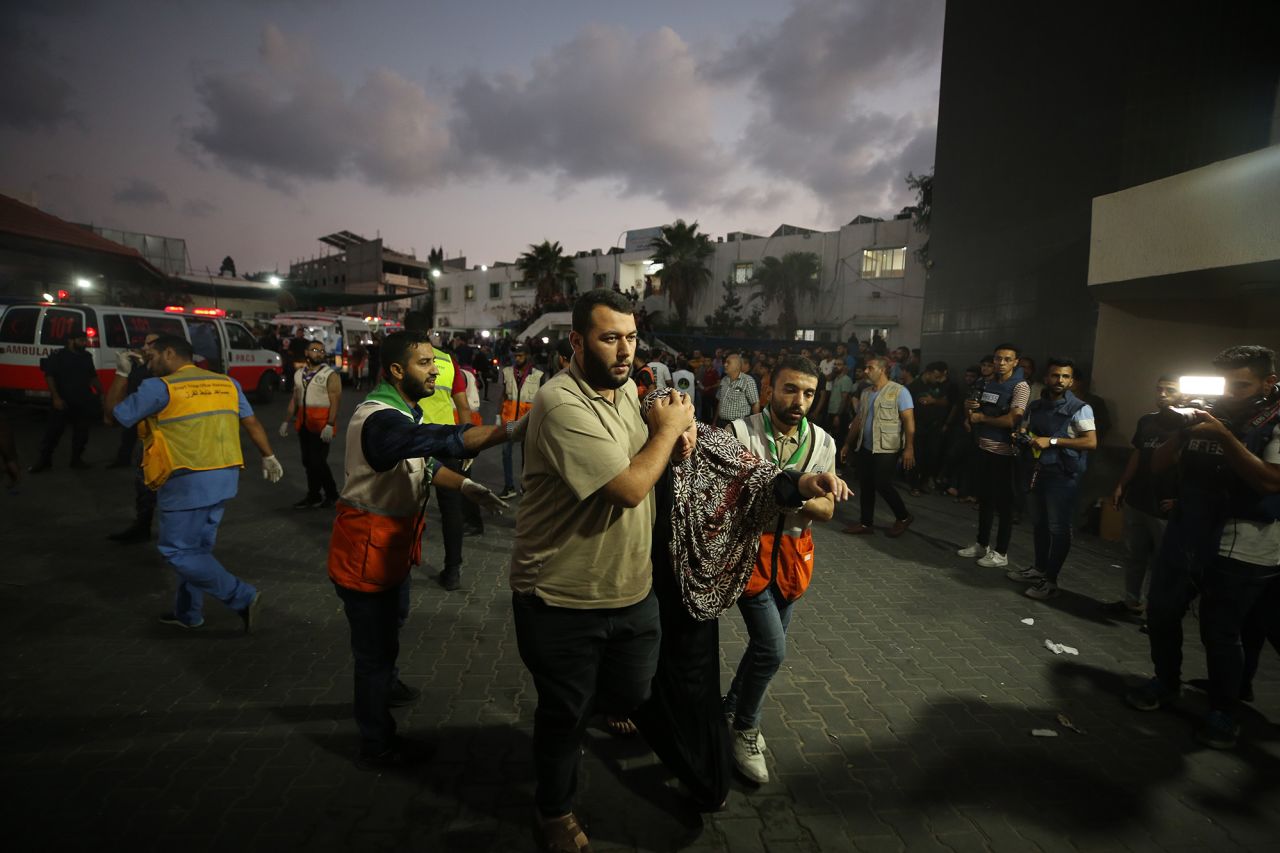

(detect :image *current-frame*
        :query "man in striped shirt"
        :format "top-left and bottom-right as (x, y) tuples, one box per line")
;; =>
(957, 344), (1030, 568)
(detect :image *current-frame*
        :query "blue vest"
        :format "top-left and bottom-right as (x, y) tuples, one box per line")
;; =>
(1027, 391), (1088, 476)
(975, 373), (1022, 445)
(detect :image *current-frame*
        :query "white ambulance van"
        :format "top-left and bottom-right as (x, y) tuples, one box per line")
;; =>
(0, 302), (284, 403)
(271, 312), (402, 381)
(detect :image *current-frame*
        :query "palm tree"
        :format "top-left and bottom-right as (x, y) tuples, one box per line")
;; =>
(647, 220), (714, 326)
(749, 251), (822, 338)
(516, 240), (578, 308)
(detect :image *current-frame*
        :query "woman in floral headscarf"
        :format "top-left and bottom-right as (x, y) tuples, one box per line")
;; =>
(630, 389), (850, 811)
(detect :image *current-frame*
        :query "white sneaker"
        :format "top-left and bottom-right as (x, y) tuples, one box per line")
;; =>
(731, 727), (769, 784)
(977, 550), (1009, 568)
(724, 713), (765, 751)
(957, 542), (986, 558)
(1006, 566), (1046, 583)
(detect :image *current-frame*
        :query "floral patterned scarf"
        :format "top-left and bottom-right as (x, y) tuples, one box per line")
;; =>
(643, 389), (784, 620)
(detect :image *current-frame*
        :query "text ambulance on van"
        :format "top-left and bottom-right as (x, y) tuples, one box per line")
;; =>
(0, 302), (284, 403)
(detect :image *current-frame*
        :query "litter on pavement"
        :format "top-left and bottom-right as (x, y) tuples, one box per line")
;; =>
(1044, 639), (1079, 655)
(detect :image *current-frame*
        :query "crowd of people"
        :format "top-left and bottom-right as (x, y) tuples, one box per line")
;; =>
(9, 291), (1277, 853)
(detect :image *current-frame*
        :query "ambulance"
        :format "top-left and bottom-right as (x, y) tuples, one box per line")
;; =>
(0, 301), (284, 403)
(271, 312), (402, 381)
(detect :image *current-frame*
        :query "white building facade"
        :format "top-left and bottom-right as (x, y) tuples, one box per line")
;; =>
(431, 216), (927, 347)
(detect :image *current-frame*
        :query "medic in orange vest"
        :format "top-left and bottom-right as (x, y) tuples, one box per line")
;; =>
(278, 340), (342, 508)
(327, 329), (521, 771)
(722, 357), (838, 786)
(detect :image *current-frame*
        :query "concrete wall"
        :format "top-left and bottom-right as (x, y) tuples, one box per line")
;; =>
(1090, 147), (1280, 286)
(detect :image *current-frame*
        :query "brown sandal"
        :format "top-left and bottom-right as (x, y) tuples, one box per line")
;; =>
(537, 812), (592, 853)
(605, 716), (637, 736)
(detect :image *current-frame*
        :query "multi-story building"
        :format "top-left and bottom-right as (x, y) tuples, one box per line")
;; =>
(288, 232), (451, 320)
(432, 215), (927, 347)
(923, 1), (1279, 445)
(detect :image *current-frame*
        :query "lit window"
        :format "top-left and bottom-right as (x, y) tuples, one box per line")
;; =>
(734, 262), (754, 284)
(860, 247), (906, 279)
(465, 284), (476, 301)
(794, 329), (816, 342)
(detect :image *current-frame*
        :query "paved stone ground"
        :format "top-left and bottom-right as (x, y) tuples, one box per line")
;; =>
(2, 385), (1278, 852)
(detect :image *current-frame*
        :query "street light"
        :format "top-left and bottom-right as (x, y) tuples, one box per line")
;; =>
(480, 265), (488, 272)
(431, 269), (441, 279)
(75, 277), (92, 289)
(268, 275), (281, 287)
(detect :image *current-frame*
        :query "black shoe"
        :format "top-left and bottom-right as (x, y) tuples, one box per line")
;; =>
(318, 496), (337, 509)
(388, 678), (422, 707)
(498, 487), (517, 500)
(355, 738), (434, 772)
(463, 523), (484, 537)
(238, 592), (262, 634)
(69, 459), (91, 470)
(28, 462), (51, 474)
(158, 613), (204, 629)
(107, 523), (151, 543)
(438, 569), (461, 591)
(292, 496), (323, 509)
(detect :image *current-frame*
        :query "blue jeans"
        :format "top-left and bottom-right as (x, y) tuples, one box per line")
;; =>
(501, 440), (523, 491)
(157, 503), (257, 626)
(1030, 470), (1079, 583)
(1199, 555), (1280, 713)
(724, 585), (795, 729)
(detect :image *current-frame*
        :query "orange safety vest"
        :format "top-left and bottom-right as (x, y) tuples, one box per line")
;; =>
(328, 387), (433, 592)
(634, 365), (655, 399)
(293, 364), (338, 434)
(500, 364), (543, 423)
(731, 414), (833, 602)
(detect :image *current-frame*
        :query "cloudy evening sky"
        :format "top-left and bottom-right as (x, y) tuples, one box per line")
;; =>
(1, 0), (944, 275)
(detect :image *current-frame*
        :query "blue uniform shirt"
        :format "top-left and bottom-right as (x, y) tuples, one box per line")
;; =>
(114, 374), (254, 511)
(861, 384), (915, 448)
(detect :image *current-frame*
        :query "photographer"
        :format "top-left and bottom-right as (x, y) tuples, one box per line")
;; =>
(1127, 346), (1280, 749)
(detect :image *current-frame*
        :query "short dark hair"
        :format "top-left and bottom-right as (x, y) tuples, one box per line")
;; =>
(1020, 356), (1036, 369)
(555, 338), (574, 361)
(152, 334), (193, 361)
(1157, 374), (1179, 384)
(772, 355), (819, 385)
(1213, 345), (1277, 379)
(865, 355), (890, 371)
(993, 342), (1020, 357)
(572, 289), (634, 335)
(381, 330), (432, 379)
(926, 360), (948, 373)
(979, 354), (995, 365)
(1045, 357), (1075, 375)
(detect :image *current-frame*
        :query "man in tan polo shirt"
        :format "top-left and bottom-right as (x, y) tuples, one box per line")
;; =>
(512, 289), (694, 853)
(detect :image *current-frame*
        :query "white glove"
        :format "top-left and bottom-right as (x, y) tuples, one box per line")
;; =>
(278, 422), (290, 438)
(320, 424), (334, 443)
(460, 478), (509, 513)
(262, 455), (284, 483)
(115, 350), (140, 377)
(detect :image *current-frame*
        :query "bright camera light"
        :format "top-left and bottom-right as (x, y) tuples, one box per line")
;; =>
(268, 275), (281, 287)
(480, 330), (491, 338)
(42, 292), (55, 302)
(1179, 376), (1225, 397)
(75, 277), (92, 289)
(541, 336), (550, 344)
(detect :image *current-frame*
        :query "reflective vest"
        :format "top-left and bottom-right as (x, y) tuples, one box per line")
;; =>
(418, 349), (459, 426)
(731, 413), (835, 602)
(140, 365), (243, 490)
(293, 364), (337, 433)
(328, 389), (435, 593)
(462, 369), (482, 425)
(854, 381), (905, 453)
(501, 364), (543, 422)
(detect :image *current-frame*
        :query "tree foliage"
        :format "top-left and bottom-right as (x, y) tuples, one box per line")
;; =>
(516, 240), (578, 308)
(749, 251), (822, 338)
(647, 219), (714, 325)
(900, 169), (933, 268)
(704, 280), (763, 335)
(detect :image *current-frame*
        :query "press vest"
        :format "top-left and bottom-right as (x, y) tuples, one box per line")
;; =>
(731, 413), (835, 602)
(976, 374), (1022, 444)
(140, 365), (243, 490)
(855, 381), (905, 453)
(418, 350), (458, 426)
(501, 364), (544, 422)
(1026, 392), (1089, 475)
(328, 397), (435, 593)
(293, 364), (337, 433)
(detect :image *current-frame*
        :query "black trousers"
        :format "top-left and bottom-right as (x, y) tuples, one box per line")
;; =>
(297, 427), (338, 500)
(38, 401), (97, 464)
(975, 451), (1016, 553)
(114, 424), (138, 467)
(857, 448), (909, 525)
(334, 582), (402, 756)
(1199, 556), (1280, 713)
(513, 590), (660, 817)
(910, 424), (946, 488)
(434, 457), (482, 571)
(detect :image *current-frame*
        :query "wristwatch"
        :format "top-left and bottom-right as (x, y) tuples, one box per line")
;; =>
(1050, 437), (1059, 446)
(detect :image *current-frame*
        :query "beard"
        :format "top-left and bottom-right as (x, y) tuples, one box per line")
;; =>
(770, 399), (807, 427)
(402, 374), (437, 401)
(581, 347), (630, 390)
